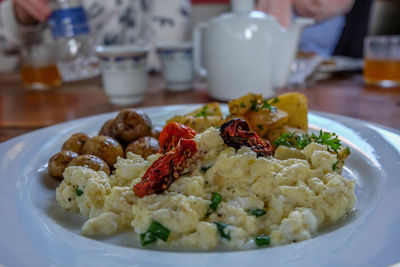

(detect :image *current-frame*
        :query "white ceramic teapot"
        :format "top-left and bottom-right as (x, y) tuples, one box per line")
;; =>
(193, 0), (313, 101)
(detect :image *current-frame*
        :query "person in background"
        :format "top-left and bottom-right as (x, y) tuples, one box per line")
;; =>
(256, 0), (355, 57)
(0, 0), (191, 70)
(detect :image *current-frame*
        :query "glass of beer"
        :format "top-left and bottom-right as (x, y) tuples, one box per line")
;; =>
(20, 43), (62, 90)
(363, 35), (400, 87)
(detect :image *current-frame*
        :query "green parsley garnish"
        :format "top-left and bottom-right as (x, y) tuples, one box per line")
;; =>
(332, 161), (340, 171)
(255, 235), (270, 246)
(147, 221), (170, 242)
(247, 208), (266, 217)
(250, 99), (259, 111)
(76, 188), (84, 197)
(214, 221), (230, 240)
(261, 100), (277, 112)
(274, 130), (342, 153)
(195, 105), (209, 119)
(206, 192), (222, 217)
(140, 221), (171, 246)
(240, 102), (246, 108)
(269, 97), (279, 104)
(344, 146), (351, 155)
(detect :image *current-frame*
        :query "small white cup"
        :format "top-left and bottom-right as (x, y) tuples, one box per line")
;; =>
(96, 45), (149, 105)
(156, 42), (194, 91)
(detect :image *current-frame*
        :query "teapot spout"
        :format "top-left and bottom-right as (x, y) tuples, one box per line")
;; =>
(273, 17), (314, 89)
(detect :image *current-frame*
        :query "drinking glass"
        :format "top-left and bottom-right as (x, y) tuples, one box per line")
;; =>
(20, 43), (62, 90)
(363, 35), (400, 87)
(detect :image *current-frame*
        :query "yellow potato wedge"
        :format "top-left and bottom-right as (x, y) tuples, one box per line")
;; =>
(244, 109), (288, 137)
(269, 92), (308, 131)
(228, 93), (262, 115)
(167, 115), (223, 133)
(187, 102), (223, 118)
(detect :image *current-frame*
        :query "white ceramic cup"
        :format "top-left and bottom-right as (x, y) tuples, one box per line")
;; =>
(96, 46), (149, 106)
(156, 42), (194, 91)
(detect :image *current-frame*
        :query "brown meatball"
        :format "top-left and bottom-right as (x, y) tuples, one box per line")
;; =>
(48, 151), (79, 180)
(125, 136), (160, 159)
(82, 135), (124, 167)
(61, 133), (89, 154)
(99, 119), (116, 138)
(67, 154), (111, 176)
(151, 126), (162, 140)
(113, 109), (152, 143)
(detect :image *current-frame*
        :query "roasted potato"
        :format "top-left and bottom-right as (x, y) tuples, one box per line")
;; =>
(113, 109), (152, 143)
(67, 154), (111, 175)
(167, 115), (223, 133)
(125, 136), (160, 159)
(167, 103), (224, 133)
(48, 150), (79, 179)
(61, 133), (89, 154)
(82, 135), (124, 167)
(99, 119), (116, 138)
(244, 109), (288, 137)
(186, 102), (223, 117)
(228, 93), (263, 115)
(269, 92), (308, 131)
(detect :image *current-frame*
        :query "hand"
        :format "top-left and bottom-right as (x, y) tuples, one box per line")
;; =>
(13, 0), (52, 25)
(255, 0), (293, 28)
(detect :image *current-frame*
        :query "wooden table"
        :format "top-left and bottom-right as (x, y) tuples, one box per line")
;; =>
(1, 72), (400, 142)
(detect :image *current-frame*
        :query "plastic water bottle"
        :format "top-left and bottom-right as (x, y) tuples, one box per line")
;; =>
(48, 0), (99, 82)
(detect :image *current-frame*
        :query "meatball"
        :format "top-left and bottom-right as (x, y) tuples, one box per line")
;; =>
(61, 133), (89, 154)
(125, 136), (160, 159)
(113, 109), (152, 143)
(99, 119), (116, 138)
(48, 151), (79, 180)
(151, 126), (162, 140)
(82, 135), (124, 167)
(67, 154), (111, 176)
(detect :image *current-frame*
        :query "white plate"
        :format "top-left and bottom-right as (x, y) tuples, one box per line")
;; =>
(1, 104), (400, 267)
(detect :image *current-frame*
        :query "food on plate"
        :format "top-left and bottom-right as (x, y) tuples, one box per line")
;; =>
(82, 135), (124, 167)
(113, 109), (153, 144)
(51, 92), (356, 250)
(61, 133), (89, 154)
(98, 119), (116, 138)
(269, 92), (308, 131)
(159, 122), (196, 153)
(125, 136), (160, 159)
(67, 155), (111, 176)
(55, 110), (356, 250)
(167, 102), (224, 133)
(48, 150), (79, 179)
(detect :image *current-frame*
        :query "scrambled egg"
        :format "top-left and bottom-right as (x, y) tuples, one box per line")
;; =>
(56, 128), (356, 250)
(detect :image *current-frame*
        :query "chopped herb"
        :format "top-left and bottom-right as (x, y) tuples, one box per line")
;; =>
(270, 97), (279, 104)
(201, 165), (212, 172)
(214, 221), (230, 240)
(255, 235), (270, 246)
(206, 192), (222, 217)
(215, 126), (220, 130)
(240, 102), (246, 108)
(140, 231), (157, 246)
(147, 221), (170, 242)
(195, 105), (209, 119)
(261, 100), (274, 112)
(274, 130), (342, 153)
(332, 161), (340, 171)
(247, 208), (266, 217)
(344, 146), (351, 155)
(256, 124), (264, 130)
(76, 188), (84, 197)
(250, 99), (259, 111)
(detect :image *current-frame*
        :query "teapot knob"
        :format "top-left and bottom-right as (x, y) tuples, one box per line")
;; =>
(231, 0), (254, 13)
